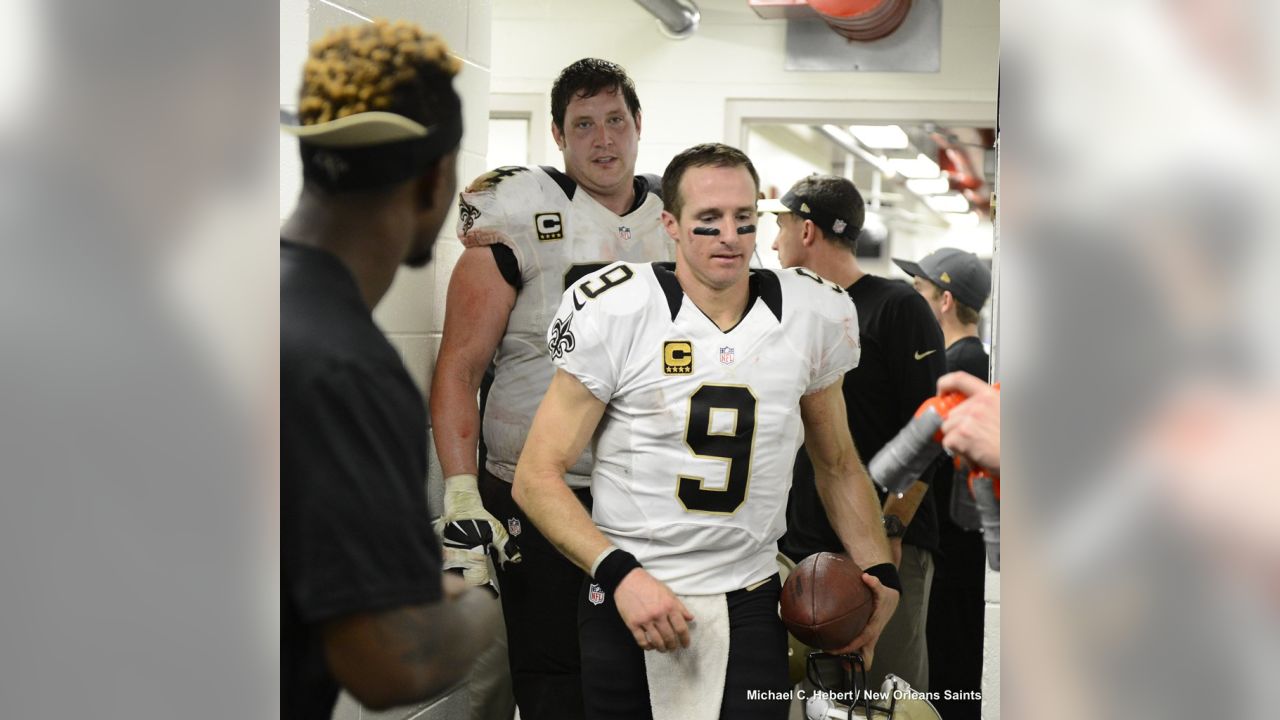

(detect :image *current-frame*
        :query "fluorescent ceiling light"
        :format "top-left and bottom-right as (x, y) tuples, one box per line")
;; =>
(906, 177), (951, 195)
(887, 153), (940, 179)
(926, 194), (970, 213)
(849, 125), (909, 150)
(820, 124), (853, 143)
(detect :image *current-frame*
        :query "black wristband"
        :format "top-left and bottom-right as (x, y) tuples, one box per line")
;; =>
(595, 550), (642, 593)
(864, 562), (903, 595)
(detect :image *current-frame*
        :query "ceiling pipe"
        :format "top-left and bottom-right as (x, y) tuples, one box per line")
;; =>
(932, 131), (991, 215)
(634, 0), (700, 39)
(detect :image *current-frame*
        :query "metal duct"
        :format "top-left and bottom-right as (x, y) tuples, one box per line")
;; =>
(634, 0), (700, 39)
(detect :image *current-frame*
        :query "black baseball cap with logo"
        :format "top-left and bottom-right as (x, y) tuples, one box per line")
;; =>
(758, 182), (864, 243)
(893, 247), (992, 310)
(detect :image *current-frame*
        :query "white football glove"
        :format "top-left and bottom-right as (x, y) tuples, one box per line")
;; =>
(436, 474), (521, 589)
(440, 535), (498, 594)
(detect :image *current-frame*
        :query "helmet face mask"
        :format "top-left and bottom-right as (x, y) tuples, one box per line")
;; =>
(803, 653), (942, 720)
(805, 651), (878, 718)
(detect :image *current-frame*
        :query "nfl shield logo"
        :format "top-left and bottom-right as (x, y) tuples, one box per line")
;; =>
(617, 225), (632, 242)
(719, 346), (735, 365)
(507, 518), (522, 537)
(588, 583), (606, 605)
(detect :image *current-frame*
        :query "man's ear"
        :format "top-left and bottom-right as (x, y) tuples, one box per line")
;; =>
(634, 110), (642, 139)
(661, 210), (680, 243)
(941, 290), (956, 313)
(415, 159), (445, 210)
(416, 153), (457, 211)
(551, 121), (566, 151)
(801, 219), (819, 248)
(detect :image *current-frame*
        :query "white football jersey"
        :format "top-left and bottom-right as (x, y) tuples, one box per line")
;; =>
(548, 262), (860, 594)
(458, 166), (671, 488)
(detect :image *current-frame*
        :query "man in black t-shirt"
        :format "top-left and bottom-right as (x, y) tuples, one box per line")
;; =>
(766, 175), (946, 692)
(894, 247), (991, 383)
(280, 22), (498, 719)
(894, 246), (992, 719)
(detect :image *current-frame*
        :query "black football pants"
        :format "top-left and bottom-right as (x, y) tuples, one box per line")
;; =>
(578, 573), (791, 720)
(479, 468), (590, 720)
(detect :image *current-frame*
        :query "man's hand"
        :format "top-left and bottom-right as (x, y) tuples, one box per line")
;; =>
(938, 372), (1001, 473)
(829, 573), (900, 669)
(613, 569), (694, 653)
(437, 474), (521, 589)
(439, 541), (497, 593)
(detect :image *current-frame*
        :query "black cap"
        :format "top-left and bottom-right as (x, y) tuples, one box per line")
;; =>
(281, 97), (463, 192)
(893, 247), (991, 310)
(758, 184), (864, 243)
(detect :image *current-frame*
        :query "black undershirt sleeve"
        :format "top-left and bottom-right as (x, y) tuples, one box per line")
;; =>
(489, 244), (522, 290)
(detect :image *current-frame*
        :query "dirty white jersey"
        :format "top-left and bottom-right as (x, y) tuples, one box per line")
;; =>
(458, 166), (670, 488)
(547, 262), (861, 594)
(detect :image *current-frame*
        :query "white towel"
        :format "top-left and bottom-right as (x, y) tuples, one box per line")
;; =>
(644, 593), (730, 720)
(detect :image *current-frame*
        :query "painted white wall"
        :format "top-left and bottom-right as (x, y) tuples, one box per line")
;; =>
(487, 117), (531, 168)
(748, 124), (833, 198)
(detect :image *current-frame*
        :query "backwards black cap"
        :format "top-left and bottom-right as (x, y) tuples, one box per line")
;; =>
(759, 184), (865, 243)
(282, 90), (463, 192)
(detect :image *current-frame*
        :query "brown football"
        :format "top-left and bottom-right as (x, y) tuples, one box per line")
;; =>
(779, 552), (874, 651)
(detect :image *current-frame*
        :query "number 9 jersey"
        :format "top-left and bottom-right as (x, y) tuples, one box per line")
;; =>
(547, 261), (861, 595)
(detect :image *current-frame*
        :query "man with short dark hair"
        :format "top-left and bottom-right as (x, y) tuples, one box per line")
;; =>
(516, 144), (900, 720)
(430, 57), (670, 720)
(894, 247), (992, 719)
(767, 174), (946, 692)
(280, 22), (499, 719)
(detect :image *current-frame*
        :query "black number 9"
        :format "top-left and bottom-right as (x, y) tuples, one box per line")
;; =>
(678, 384), (758, 514)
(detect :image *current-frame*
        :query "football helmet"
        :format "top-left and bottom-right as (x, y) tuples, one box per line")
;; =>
(803, 652), (942, 720)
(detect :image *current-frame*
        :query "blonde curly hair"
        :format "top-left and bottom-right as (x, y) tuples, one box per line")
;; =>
(298, 20), (461, 125)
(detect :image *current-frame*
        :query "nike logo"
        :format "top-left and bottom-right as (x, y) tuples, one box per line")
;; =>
(914, 350), (937, 360)
(572, 290), (585, 311)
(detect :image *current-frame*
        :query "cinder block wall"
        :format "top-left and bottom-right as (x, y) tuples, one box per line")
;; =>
(280, 2), (492, 718)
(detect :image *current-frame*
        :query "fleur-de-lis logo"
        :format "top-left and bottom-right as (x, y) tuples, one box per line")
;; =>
(548, 313), (576, 359)
(459, 198), (482, 235)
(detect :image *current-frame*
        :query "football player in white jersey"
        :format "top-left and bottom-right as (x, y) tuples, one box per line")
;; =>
(514, 144), (901, 720)
(430, 59), (671, 720)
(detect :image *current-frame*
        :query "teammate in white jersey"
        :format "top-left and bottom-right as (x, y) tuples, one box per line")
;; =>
(430, 59), (670, 720)
(515, 144), (901, 720)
